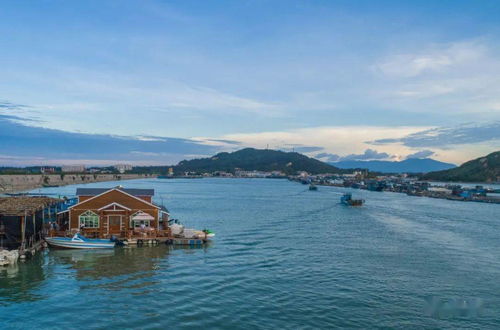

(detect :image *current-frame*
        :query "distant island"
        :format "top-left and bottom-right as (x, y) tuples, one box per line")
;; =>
(173, 148), (343, 175)
(331, 158), (456, 174)
(421, 151), (500, 183)
(171, 148), (499, 183)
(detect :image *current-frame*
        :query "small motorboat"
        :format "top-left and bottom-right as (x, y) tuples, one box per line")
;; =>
(340, 193), (364, 206)
(45, 233), (116, 249)
(169, 220), (215, 240)
(309, 184), (318, 191)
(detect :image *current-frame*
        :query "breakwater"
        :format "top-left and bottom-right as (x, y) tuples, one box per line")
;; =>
(0, 174), (154, 193)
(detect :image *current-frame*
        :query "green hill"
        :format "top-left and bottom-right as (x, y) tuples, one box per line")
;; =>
(421, 151), (500, 182)
(174, 148), (342, 175)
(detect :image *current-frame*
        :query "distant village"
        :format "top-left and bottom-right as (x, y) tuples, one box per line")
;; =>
(41, 164), (134, 174)
(288, 171), (500, 204)
(155, 168), (500, 204)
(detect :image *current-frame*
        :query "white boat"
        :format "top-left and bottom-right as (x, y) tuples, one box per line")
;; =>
(170, 223), (215, 239)
(45, 233), (116, 249)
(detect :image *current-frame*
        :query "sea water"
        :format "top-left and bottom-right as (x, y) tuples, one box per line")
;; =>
(1, 178), (500, 329)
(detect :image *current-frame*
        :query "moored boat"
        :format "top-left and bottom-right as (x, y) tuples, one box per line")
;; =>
(45, 233), (116, 249)
(169, 220), (215, 240)
(340, 193), (364, 206)
(309, 184), (318, 191)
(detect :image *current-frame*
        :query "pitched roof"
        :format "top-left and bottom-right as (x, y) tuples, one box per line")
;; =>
(0, 197), (61, 216)
(70, 188), (160, 210)
(76, 188), (154, 196)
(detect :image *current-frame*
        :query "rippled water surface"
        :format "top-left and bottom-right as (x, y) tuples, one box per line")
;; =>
(1, 178), (500, 329)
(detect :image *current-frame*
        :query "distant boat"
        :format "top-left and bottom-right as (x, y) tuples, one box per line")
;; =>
(45, 233), (116, 249)
(157, 175), (173, 179)
(340, 193), (364, 206)
(309, 184), (318, 191)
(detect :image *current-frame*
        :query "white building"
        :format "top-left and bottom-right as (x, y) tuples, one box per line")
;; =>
(235, 170), (270, 178)
(114, 164), (133, 174)
(61, 165), (86, 173)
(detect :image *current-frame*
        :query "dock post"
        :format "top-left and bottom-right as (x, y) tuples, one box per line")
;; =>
(33, 214), (36, 248)
(20, 211), (26, 256)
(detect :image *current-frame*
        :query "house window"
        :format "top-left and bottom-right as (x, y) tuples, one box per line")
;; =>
(130, 211), (154, 228)
(132, 220), (151, 228)
(79, 210), (99, 228)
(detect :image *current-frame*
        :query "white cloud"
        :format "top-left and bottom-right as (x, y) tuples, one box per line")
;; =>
(375, 41), (485, 78)
(340, 149), (392, 161)
(370, 40), (500, 119)
(214, 125), (432, 158)
(406, 150), (435, 159)
(371, 122), (500, 147)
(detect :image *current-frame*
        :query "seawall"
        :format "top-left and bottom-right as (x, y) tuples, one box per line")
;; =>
(0, 174), (154, 193)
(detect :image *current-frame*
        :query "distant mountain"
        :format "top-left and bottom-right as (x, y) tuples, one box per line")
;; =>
(421, 151), (500, 182)
(174, 148), (342, 175)
(330, 158), (456, 173)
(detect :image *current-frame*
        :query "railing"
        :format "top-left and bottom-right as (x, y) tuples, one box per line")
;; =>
(48, 229), (72, 237)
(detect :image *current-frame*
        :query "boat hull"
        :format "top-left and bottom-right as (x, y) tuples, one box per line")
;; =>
(340, 193), (364, 206)
(45, 237), (115, 249)
(342, 200), (364, 206)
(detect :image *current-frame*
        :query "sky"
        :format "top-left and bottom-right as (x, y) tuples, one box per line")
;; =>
(1, 0), (499, 166)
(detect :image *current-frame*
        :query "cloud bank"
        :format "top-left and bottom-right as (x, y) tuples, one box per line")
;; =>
(0, 114), (218, 166)
(371, 122), (500, 148)
(406, 150), (435, 159)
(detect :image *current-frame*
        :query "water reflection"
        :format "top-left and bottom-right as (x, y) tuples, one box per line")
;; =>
(49, 245), (209, 281)
(0, 244), (210, 305)
(0, 253), (46, 305)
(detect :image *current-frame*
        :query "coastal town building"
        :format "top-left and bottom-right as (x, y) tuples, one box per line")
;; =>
(61, 165), (86, 173)
(113, 164), (133, 174)
(62, 187), (169, 238)
(40, 167), (56, 174)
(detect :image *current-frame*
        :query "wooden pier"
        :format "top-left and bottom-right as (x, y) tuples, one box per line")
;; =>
(48, 229), (209, 246)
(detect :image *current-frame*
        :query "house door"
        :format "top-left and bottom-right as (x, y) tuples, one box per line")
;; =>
(108, 215), (122, 235)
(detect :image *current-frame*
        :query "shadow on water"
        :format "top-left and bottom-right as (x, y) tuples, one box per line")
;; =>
(48, 245), (210, 281)
(0, 253), (46, 305)
(0, 244), (210, 305)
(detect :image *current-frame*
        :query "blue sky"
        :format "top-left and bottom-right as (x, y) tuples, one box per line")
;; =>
(1, 0), (499, 166)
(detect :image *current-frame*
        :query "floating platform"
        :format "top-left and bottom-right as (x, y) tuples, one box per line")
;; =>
(120, 237), (208, 246)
